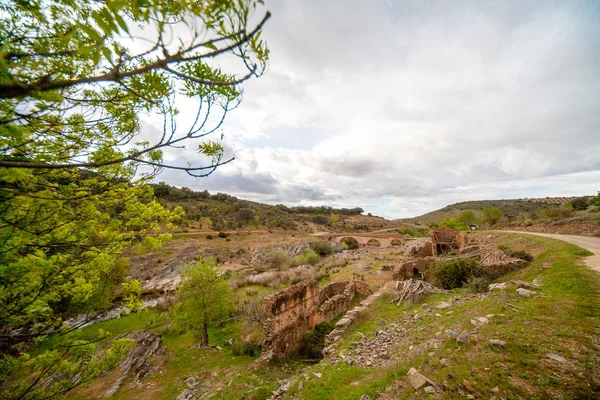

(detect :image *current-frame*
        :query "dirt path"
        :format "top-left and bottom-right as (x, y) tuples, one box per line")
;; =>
(501, 230), (600, 273)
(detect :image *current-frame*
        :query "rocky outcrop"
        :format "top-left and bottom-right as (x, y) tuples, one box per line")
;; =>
(262, 280), (371, 360)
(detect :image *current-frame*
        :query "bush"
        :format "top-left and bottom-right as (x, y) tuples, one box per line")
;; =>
(504, 249), (534, 262)
(264, 250), (290, 270)
(206, 234), (214, 239)
(482, 207), (504, 225)
(432, 258), (485, 290)
(310, 239), (334, 256)
(458, 210), (479, 226)
(467, 277), (490, 293)
(299, 322), (334, 359)
(311, 215), (329, 225)
(218, 231), (229, 238)
(231, 340), (261, 357)
(290, 248), (321, 267)
(341, 237), (360, 250)
(571, 197), (590, 211)
(535, 206), (574, 219)
(437, 218), (467, 231)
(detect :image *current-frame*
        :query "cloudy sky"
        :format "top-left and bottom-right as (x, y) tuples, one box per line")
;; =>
(153, 0), (600, 219)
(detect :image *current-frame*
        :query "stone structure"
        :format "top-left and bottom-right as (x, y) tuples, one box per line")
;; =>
(430, 227), (468, 255)
(393, 257), (436, 281)
(318, 233), (405, 248)
(262, 279), (371, 360)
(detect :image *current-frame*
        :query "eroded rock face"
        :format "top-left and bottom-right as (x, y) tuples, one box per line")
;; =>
(262, 280), (371, 360)
(104, 329), (164, 398)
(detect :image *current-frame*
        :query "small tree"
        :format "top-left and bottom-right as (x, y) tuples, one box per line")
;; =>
(176, 259), (233, 346)
(482, 207), (504, 225)
(458, 210), (479, 226)
(330, 212), (340, 228)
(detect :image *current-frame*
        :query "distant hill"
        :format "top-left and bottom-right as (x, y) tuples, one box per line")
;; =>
(151, 182), (402, 233)
(403, 196), (590, 226)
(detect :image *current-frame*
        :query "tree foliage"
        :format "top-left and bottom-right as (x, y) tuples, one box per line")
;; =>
(482, 207), (504, 225)
(0, 0), (269, 397)
(457, 210), (479, 226)
(175, 258), (233, 346)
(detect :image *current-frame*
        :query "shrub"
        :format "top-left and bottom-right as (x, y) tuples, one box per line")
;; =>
(218, 231), (229, 238)
(432, 258), (485, 290)
(299, 322), (334, 359)
(458, 210), (479, 226)
(482, 207), (504, 225)
(231, 340), (261, 357)
(438, 218), (467, 231)
(310, 239), (334, 256)
(289, 248), (321, 267)
(504, 249), (534, 262)
(536, 206), (574, 219)
(264, 250), (290, 270)
(341, 237), (360, 250)
(311, 215), (329, 225)
(571, 197), (590, 211)
(467, 277), (490, 293)
(206, 234), (214, 239)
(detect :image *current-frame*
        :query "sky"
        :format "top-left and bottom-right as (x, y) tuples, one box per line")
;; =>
(151, 0), (600, 219)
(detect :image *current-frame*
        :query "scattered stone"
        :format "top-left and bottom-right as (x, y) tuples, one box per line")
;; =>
(313, 372), (322, 379)
(489, 339), (506, 348)
(545, 352), (566, 362)
(440, 358), (449, 366)
(516, 288), (536, 297)
(335, 318), (352, 328)
(407, 368), (428, 390)
(533, 278), (541, 286)
(424, 386), (436, 394)
(351, 381), (360, 387)
(435, 313), (442, 317)
(457, 331), (471, 344)
(298, 381), (303, 391)
(491, 387), (500, 393)
(489, 282), (508, 291)
(463, 379), (475, 392)
(184, 376), (199, 390)
(435, 301), (452, 310)
(358, 395), (370, 400)
(542, 262), (552, 269)
(175, 389), (196, 400)
(445, 329), (459, 339)
(512, 280), (535, 289)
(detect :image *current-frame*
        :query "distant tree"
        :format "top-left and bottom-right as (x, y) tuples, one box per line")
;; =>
(330, 212), (340, 228)
(175, 259), (233, 346)
(482, 207), (504, 225)
(570, 197), (590, 211)
(438, 218), (467, 231)
(458, 210), (479, 226)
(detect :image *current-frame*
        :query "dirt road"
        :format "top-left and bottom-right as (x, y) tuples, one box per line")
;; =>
(501, 231), (600, 273)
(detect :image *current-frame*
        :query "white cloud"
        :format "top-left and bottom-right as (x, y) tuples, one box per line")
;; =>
(150, 0), (600, 218)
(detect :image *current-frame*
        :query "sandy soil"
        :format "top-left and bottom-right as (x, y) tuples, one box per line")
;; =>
(501, 230), (600, 273)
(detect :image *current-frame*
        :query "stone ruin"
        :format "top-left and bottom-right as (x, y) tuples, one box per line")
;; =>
(393, 229), (526, 282)
(430, 227), (468, 255)
(261, 279), (371, 360)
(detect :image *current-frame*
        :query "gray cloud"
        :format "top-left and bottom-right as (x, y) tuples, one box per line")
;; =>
(149, 0), (600, 218)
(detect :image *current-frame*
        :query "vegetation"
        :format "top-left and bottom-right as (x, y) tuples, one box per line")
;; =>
(299, 322), (335, 360)
(457, 209), (479, 226)
(175, 259), (233, 346)
(310, 239), (335, 256)
(431, 258), (486, 289)
(437, 218), (467, 231)
(0, 0), (269, 396)
(482, 206), (504, 225)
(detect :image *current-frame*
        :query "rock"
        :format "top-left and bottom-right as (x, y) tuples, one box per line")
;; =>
(445, 329), (459, 339)
(175, 389), (196, 400)
(435, 302), (452, 310)
(463, 379), (475, 392)
(542, 262), (552, 269)
(491, 386), (500, 393)
(533, 278), (541, 286)
(298, 381), (303, 391)
(407, 368), (428, 390)
(545, 352), (566, 362)
(440, 358), (449, 366)
(358, 395), (370, 400)
(457, 331), (471, 344)
(366, 360), (372, 366)
(184, 376), (199, 390)
(424, 386), (436, 394)
(489, 282), (508, 291)
(351, 381), (360, 387)
(489, 339), (506, 347)
(435, 313), (442, 317)
(313, 372), (322, 379)
(335, 318), (352, 328)
(516, 288), (536, 297)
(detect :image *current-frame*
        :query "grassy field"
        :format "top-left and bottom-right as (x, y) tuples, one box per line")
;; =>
(66, 234), (599, 399)
(285, 234), (600, 399)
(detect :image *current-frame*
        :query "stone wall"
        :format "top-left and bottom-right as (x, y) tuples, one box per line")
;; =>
(262, 280), (371, 360)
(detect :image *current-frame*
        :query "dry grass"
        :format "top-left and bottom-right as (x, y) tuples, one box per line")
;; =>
(229, 266), (326, 289)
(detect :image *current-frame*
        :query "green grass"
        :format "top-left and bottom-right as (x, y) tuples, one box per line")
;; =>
(289, 234), (600, 399)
